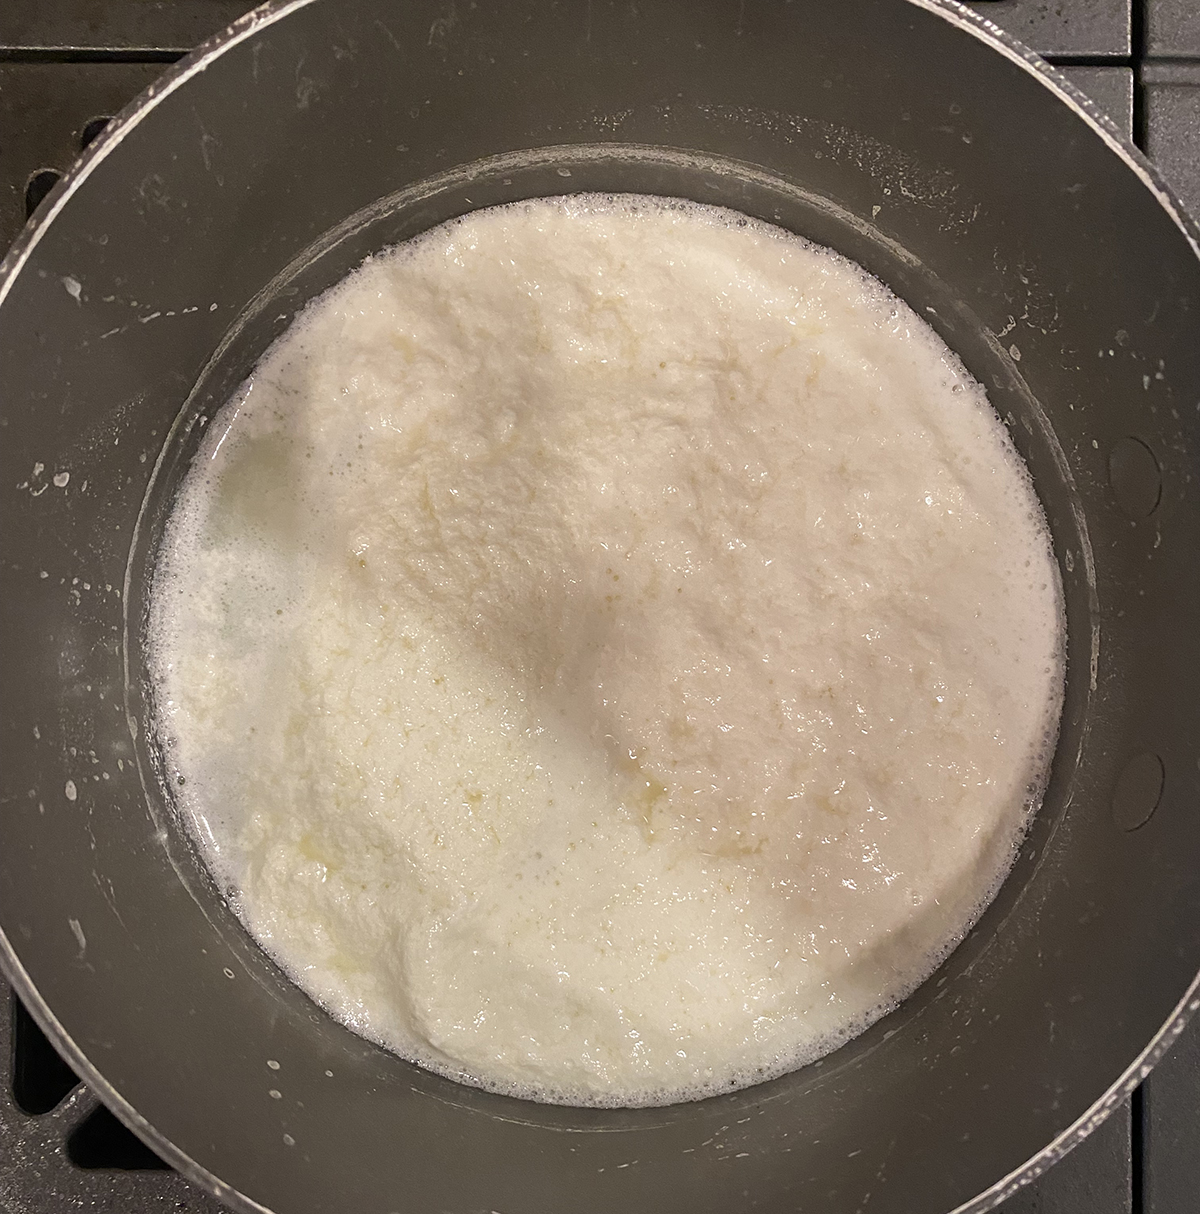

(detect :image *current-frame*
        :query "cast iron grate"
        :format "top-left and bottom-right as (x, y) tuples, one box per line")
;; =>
(10, 991), (170, 1169)
(11, 995), (78, 1117)
(22, 168), (60, 220)
(20, 111), (111, 222)
(67, 1102), (171, 1171)
(1, 978), (228, 1212)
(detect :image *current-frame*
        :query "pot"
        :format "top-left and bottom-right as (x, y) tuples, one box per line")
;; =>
(2, 2), (1199, 1212)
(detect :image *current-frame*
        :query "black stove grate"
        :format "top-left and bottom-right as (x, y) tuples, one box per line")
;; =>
(2, 986), (226, 1212)
(2, 2), (1198, 1211)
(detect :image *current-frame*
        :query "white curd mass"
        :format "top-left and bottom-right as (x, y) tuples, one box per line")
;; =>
(149, 195), (1064, 1106)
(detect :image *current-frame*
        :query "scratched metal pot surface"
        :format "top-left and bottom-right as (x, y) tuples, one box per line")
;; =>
(2, 2), (1200, 1212)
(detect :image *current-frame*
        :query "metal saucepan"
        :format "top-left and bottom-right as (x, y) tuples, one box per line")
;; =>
(2, 2), (1199, 1211)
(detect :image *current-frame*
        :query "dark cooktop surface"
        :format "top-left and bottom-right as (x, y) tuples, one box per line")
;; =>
(2, 2), (1199, 1211)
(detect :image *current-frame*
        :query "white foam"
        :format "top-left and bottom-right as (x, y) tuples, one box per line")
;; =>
(149, 195), (1065, 1107)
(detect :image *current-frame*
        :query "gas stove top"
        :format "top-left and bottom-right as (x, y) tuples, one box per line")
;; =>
(2, 2), (1199, 1211)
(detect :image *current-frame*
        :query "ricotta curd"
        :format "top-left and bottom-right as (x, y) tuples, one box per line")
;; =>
(149, 195), (1064, 1106)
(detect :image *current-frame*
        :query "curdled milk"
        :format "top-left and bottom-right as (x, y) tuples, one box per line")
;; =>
(149, 195), (1065, 1107)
